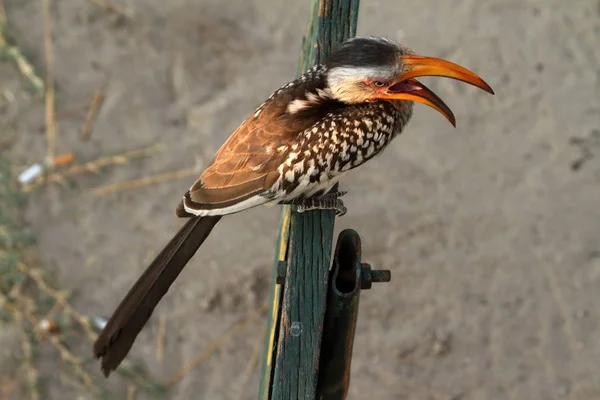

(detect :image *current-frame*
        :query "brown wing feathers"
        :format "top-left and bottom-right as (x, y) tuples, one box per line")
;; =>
(181, 72), (335, 214)
(95, 70), (334, 377)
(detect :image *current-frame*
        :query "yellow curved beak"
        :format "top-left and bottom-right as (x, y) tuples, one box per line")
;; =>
(379, 55), (494, 126)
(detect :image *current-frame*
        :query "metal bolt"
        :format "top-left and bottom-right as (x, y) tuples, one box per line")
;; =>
(371, 269), (391, 283)
(360, 263), (391, 289)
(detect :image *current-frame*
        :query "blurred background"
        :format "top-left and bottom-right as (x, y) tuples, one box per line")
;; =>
(1, 0), (599, 399)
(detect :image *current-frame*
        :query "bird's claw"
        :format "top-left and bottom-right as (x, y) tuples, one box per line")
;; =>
(320, 191), (348, 200)
(295, 200), (347, 216)
(295, 191), (347, 216)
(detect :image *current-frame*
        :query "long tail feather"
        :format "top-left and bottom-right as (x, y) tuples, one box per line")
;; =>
(93, 216), (222, 377)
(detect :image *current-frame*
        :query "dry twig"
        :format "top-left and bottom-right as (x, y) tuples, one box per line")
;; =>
(17, 263), (98, 340)
(126, 384), (137, 400)
(155, 316), (166, 363)
(22, 143), (165, 192)
(80, 90), (105, 140)
(15, 310), (41, 400)
(0, 292), (99, 394)
(11, 265), (162, 395)
(0, 0), (44, 94)
(89, 168), (199, 196)
(47, 335), (97, 392)
(42, 0), (57, 164)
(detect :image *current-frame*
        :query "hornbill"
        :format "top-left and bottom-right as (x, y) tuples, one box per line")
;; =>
(93, 36), (494, 377)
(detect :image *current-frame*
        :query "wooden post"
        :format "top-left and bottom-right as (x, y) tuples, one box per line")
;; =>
(258, 0), (360, 398)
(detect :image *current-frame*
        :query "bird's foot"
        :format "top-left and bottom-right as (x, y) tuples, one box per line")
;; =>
(295, 191), (348, 216)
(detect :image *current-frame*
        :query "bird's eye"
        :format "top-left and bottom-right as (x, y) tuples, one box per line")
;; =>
(373, 81), (386, 87)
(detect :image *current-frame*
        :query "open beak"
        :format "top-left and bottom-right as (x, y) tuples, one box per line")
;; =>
(379, 55), (494, 127)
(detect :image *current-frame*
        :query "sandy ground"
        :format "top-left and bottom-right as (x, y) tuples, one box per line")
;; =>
(1, 0), (600, 399)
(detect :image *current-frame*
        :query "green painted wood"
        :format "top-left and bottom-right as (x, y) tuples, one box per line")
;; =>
(266, 0), (360, 399)
(258, 207), (290, 399)
(272, 211), (334, 399)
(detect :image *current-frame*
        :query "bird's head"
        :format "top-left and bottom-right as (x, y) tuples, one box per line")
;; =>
(325, 37), (494, 126)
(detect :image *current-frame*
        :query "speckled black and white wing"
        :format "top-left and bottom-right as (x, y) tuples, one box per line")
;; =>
(266, 100), (411, 202)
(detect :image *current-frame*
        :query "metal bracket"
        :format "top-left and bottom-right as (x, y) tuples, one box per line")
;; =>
(316, 229), (391, 399)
